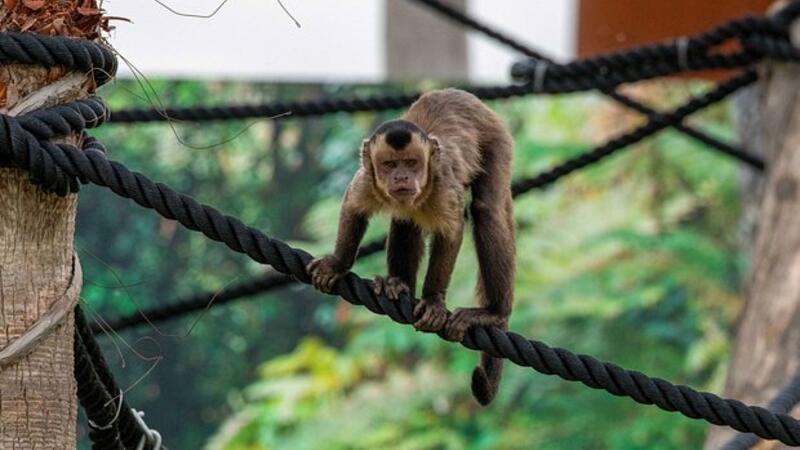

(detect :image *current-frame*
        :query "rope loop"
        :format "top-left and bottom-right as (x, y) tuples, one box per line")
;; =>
(132, 409), (163, 450)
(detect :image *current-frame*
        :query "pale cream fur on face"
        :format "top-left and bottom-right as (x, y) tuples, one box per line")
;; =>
(369, 133), (432, 205)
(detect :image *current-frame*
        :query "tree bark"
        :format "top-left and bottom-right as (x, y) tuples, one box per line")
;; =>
(0, 3), (106, 448)
(385, 0), (468, 82)
(704, 5), (800, 449)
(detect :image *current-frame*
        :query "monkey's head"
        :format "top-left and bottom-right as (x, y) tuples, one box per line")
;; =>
(362, 119), (440, 205)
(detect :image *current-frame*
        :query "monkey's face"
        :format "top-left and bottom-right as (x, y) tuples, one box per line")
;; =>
(364, 125), (437, 205)
(372, 139), (430, 203)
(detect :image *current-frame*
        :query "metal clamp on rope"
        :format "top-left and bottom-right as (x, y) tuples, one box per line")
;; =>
(675, 37), (691, 71)
(133, 409), (163, 450)
(532, 60), (549, 93)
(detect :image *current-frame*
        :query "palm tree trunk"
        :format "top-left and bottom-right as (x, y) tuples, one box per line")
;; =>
(0, 3), (106, 448)
(704, 4), (800, 448)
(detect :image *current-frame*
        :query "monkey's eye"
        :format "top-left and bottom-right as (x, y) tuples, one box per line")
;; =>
(382, 161), (398, 170)
(405, 159), (418, 168)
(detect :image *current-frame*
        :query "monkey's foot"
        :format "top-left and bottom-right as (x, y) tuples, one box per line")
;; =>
(413, 295), (448, 332)
(443, 308), (507, 342)
(306, 256), (345, 294)
(373, 276), (411, 300)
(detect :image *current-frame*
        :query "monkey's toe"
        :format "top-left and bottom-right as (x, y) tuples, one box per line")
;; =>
(443, 322), (467, 342)
(373, 276), (387, 296)
(413, 299), (448, 332)
(443, 309), (474, 341)
(373, 276), (409, 300)
(312, 272), (339, 294)
(385, 278), (409, 300)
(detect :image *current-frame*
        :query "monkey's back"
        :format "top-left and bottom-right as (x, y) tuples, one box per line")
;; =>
(404, 88), (513, 187)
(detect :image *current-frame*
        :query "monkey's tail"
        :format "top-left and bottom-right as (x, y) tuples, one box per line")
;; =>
(471, 352), (504, 406)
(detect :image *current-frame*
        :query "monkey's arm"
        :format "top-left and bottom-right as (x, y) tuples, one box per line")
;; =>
(414, 221), (464, 332)
(375, 220), (425, 300)
(307, 194), (369, 293)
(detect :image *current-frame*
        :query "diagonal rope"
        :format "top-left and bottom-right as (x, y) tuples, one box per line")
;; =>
(408, 0), (765, 169)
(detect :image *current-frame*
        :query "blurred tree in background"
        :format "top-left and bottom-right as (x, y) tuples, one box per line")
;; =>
(78, 78), (745, 449)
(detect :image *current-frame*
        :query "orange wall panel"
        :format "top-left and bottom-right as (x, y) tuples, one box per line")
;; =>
(578, 0), (772, 59)
(577, 0), (773, 79)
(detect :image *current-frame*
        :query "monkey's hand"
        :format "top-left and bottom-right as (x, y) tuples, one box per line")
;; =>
(413, 294), (449, 332)
(307, 255), (347, 294)
(373, 276), (411, 300)
(444, 308), (507, 342)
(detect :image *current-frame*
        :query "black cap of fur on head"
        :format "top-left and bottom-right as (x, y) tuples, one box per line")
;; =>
(371, 119), (428, 151)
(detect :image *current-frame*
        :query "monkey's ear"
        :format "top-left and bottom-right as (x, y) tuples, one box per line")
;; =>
(360, 139), (372, 169)
(428, 135), (441, 160)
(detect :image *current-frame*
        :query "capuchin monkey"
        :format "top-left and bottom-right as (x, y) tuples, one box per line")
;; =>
(307, 88), (516, 406)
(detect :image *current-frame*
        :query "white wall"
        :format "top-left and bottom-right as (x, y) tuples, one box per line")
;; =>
(104, 0), (576, 83)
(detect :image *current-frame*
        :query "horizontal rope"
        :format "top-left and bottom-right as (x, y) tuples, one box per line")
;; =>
(106, 53), (764, 125)
(509, 16), (799, 81)
(9, 71), (800, 444)
(0, 32), (116, 85)
(98, 71), (756, 333)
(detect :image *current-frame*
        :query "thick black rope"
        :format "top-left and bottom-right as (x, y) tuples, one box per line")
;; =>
(10, 73), (800, 445)
(75, 306), (153, 450)
(104, 51), (764, 125)
(507, 13), (799, 81)
(409, 0), (765, 170)
(720, 374), (800, 450)
(0, 97), (109, 195)
(74, 329), (125, 450)
(0, 32), (116, 85)
(98, 71), (756, 333)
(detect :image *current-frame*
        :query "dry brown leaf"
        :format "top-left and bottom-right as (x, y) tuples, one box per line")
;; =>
(19, 17), (37, 32)
(104, 15), (131, 23)
(0, 83), (9, 108)
(21, 0), (45, 10)
(51, 17), (65, 34)
(76, 6), (100, 16)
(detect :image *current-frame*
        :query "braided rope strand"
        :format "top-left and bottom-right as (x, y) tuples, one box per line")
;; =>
(75, 306), (152, 449)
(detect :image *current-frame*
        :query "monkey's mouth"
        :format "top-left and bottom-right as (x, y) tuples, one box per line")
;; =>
(391, 188), (416, 198)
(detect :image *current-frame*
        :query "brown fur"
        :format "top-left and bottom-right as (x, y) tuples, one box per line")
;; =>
(307, 88), (516, 406)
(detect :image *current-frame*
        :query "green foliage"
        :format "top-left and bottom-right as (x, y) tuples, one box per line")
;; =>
(79, 79), (745, 449)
